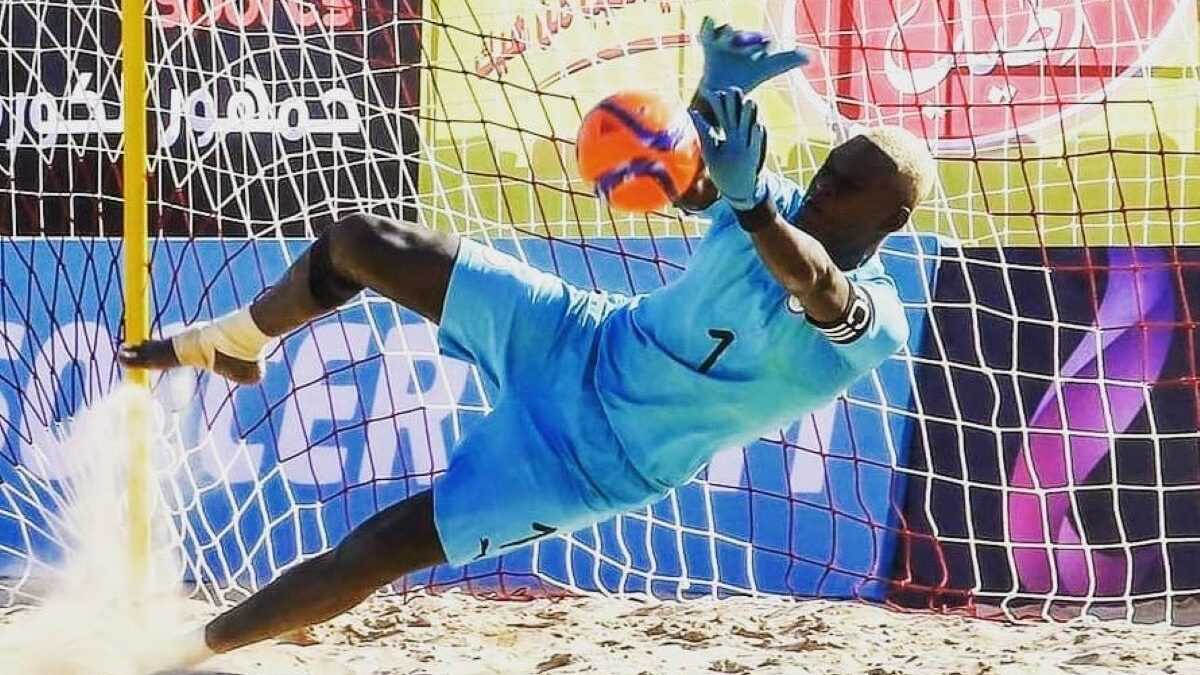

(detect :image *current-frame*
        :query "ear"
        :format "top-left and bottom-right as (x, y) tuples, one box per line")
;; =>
(886, 205), (911, 232)
(674, 168), (720, 213)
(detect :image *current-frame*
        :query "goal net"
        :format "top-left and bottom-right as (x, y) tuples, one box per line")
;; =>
(1, 0), (1198, 624)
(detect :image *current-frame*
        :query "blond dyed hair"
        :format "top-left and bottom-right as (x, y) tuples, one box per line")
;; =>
(854, 126), (937, 207)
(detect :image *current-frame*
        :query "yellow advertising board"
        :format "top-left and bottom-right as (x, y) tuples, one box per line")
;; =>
(418, 0), (1200, 246)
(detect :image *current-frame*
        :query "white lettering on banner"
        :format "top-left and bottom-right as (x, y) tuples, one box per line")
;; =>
(159, 77), (361, 147)
(3, 317), (832, 494)
(267, 321), (469, 486)
(705, 403), (834, 495)
(788, 404), (836, 494)
(0, 322), (25, 356)
(190, 333), (275, 485)
(276, 322), (375, 485)
(882, 0), (1084, 96)
(2, 73), (362, 150)
(0, 322), (26, 455)
(0, 317), (469, 488)
(363, 321), (465, 487)
(19, 321), (116, 480)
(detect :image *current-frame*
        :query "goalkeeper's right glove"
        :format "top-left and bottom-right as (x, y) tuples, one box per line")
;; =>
(690, 87), (768, 212)
(698, 16), (809, 97)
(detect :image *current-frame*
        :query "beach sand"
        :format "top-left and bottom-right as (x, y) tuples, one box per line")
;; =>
(102, 590), (1198, 675)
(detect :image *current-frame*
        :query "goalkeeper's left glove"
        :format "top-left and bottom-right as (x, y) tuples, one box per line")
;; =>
(690, 88), (768, 212)
(698, 16), (809, 96)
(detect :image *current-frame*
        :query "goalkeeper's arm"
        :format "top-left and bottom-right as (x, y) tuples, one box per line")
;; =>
(735, 199), (851, 323)
(677, 17), (807, 214)
(692, 87), (852, 324)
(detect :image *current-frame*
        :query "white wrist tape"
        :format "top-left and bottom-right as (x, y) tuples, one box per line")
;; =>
(172, 307), (276, 370)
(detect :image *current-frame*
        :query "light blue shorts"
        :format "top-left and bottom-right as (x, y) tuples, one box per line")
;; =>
(432, 237), (662, 566)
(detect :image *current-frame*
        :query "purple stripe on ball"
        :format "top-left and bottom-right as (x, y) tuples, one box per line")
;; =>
(595, 158), (679, 203)
(731, 31), (769, 48)
(596, 100), (690, 153)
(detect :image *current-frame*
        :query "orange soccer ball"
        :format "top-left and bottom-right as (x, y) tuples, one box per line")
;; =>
(576, 90), (702, 213)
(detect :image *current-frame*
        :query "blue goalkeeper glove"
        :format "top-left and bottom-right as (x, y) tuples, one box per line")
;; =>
(690, 88), (768, 211)
(698, 16), (809, 96)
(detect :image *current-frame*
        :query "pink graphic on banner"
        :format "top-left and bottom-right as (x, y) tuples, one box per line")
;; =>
(789, 0), (1182, 150)
(1007, 249), (1175, 597)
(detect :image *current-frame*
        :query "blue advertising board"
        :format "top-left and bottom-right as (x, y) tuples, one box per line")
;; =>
(0, 234), (938, 599)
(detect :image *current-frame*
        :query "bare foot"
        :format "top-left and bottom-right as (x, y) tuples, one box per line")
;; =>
(119, 338), (265, 385)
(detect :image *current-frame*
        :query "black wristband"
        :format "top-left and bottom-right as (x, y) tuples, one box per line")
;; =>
(734, 196), (775, 233)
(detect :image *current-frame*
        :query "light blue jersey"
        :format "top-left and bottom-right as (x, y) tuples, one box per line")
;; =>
(432, 173), (908, 566)
(594, 172), (910, 488)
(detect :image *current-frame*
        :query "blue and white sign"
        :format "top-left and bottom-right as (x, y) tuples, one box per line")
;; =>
(0, 235), (938, 600)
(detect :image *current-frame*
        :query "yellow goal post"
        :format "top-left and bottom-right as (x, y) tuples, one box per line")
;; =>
(121, 0), (151, 586)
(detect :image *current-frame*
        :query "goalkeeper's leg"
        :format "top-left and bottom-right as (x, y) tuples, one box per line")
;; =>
(117, 215), (459, 382)
(167, 489), (446, 666)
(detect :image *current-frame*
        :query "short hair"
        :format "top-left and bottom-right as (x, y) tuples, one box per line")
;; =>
(854, 126), (937, 207)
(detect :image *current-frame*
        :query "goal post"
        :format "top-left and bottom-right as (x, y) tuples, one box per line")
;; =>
(121, 0), (152, 586)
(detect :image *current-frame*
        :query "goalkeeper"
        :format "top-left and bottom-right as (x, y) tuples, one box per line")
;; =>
(119, 17), (934, 668)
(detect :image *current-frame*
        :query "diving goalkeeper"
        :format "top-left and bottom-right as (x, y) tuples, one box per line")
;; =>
(118, 18), (935, 668)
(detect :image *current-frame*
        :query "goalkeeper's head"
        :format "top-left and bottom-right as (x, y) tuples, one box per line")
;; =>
(798, 125), (936, 263)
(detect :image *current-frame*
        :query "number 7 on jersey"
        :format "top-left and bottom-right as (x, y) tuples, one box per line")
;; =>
(699, 329), (735, 374)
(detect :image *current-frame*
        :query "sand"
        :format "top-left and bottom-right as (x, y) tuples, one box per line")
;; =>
(23, 590), (1172, 675)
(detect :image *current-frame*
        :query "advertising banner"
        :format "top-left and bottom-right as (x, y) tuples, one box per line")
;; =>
(895, 246), (1200, 618)
(0, 0), (422, 236)
(0, 234), (937, 599)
